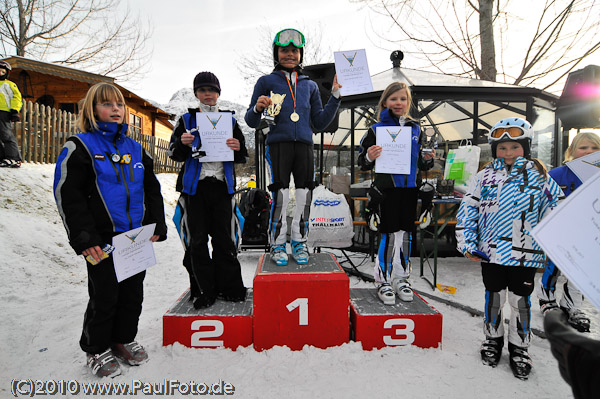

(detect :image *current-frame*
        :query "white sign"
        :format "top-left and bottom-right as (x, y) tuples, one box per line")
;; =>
(195, 112), (233, 162)
(112, 224), (157, 282)
(375, 126), (412, 174)
(334, 49), (373, 96)
(531, 173), (600, 311)
(566, 151), (600, 182)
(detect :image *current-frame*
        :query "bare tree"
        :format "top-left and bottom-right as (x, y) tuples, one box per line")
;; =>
(237, 23), (335, 88)
(0, 0), (152, 81)
(354, 0), (600, 91)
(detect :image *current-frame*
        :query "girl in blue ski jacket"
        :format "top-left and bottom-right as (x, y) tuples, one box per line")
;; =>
(54, 83), (167, 378)
(357, 82), (434, 305)
(536, 132), (600, 332)
(245, 28), (341, 267)
(456, 117), (562, 380)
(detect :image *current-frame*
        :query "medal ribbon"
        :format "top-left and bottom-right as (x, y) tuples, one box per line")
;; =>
(284, 72), (297, 111)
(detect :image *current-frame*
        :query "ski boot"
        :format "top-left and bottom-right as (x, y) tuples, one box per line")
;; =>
(539, 299), (558, 316)
(564, 307), (591, 333)
(508, 343), (532, 380)
(111, 341), (149, 366)
(480, 336), (503, 367)
(87, 349), (121, 378)
(271, 244), (288, 266)
(291, 240), (309, 265)
(392, 278), (413, 302)
(377, 283), (396, 305)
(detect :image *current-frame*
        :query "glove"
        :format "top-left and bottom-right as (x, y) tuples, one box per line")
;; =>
(10, 110), (20, 122)
(365, 185), (384, 232)
(544, 308), (600, 399)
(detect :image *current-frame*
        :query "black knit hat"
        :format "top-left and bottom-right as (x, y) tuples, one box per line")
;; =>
(193, 72), (221, 94)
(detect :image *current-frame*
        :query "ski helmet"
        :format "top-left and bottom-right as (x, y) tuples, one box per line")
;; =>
(0, 60), (11, 79)
(488, 117), (534, 159)
(272, 28), (305, 68)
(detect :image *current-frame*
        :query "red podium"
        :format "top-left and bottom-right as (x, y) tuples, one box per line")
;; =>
(163, 290), (253, 350)
(253, 253), (350, 351)
(350, 288), (443, 350)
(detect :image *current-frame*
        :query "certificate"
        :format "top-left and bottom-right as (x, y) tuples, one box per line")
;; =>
(196, 112), (233, 162)
(531, 172), (600, 311)
(566, 151), (600, 182)
(112, 224), (157, 282)
(334, 49), (373, 96)
(375, 126), (412, 174)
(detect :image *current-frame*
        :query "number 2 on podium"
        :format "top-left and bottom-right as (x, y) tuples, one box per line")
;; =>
(286, 298), (308, 325)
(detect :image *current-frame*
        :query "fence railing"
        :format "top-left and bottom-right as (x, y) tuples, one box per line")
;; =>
(13, 100), (181, 173)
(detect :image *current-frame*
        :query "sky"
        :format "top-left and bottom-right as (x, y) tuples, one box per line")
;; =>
(121, 0), (408, 106)
(119, 0), (600, 109)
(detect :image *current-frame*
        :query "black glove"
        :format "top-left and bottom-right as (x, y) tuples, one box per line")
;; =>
(10, 110), (20, 122)
(365, 185), (384, 232)
(544, 308), (600, 399)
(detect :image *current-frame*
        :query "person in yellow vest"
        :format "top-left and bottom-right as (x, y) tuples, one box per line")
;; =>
(0, 60), (23, 168)
(247, 174), (257, 188)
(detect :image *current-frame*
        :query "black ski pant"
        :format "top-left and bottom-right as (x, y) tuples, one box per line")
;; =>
(186, 178), (245, 299)
(80, 257), (145, 355)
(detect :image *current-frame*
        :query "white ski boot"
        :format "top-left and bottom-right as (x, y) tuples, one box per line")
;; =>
(377, 283), (396, 305)
(393, 278), (413, 302)
(291, 240), (309, 265)
(271, 244), (288, 266)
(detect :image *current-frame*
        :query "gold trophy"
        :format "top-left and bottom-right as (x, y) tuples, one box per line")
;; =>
(263, 91), (286, 126)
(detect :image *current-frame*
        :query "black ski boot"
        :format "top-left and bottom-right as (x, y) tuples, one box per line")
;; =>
(508, 343), (532, 380)
(480, 336), (503, 367)
(564, 307), (591, 333)
(539, 299), (558, 315)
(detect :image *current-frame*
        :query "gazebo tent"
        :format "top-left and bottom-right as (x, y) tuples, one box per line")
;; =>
(313, 61), (561, 187)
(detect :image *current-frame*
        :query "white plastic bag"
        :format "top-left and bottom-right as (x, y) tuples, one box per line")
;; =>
(307, 185), (354, 248)
(443, 140), (481, 194)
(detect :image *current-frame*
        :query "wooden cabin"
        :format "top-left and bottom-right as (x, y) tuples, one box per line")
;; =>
(2, 56), (174, 141)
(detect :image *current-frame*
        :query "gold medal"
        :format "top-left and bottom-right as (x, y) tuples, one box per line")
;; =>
(290, 112), (299, 122)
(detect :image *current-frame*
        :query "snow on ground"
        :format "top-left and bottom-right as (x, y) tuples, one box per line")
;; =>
(1, 163), (597, 398)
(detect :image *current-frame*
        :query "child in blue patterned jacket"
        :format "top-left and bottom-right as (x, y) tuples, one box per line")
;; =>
(456, 117), (562, 381)
(245, 28), (341, 267)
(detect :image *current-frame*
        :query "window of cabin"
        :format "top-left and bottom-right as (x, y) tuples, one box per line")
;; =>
(59, 103), (77, 114)
(130, 113), (142, 135)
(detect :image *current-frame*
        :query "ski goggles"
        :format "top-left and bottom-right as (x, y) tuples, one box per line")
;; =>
(273, 29), (305, 48)
(489, 127), (526, 141)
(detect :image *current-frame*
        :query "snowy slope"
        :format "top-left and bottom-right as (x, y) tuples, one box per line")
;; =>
(2, 163), (595, 398)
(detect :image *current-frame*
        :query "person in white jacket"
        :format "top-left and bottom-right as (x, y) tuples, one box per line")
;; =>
(455, 117), (563, 380)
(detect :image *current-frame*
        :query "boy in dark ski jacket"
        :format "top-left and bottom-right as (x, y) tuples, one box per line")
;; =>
(168, 71), (248, 310)
(245, 28), (341, 266)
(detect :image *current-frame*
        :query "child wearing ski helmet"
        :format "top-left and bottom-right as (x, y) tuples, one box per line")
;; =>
(0, 60), (23, 168)
(537, 132), (600, 332)
(245, 28), (341, 266)
(169, 71), (248, 310)
(357, 82), (434, 305)
(455, 117), (563, 380)
(53, 83), (168, 377)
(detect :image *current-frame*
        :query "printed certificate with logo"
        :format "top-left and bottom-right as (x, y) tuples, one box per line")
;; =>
(375, 126), (412, 174)
(566, 150), (600, 182)
(196, 112), (233, 162)
(112, 223), (157, 282)
(334, 49), (373, 96)
(531, 173), (600, 311)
